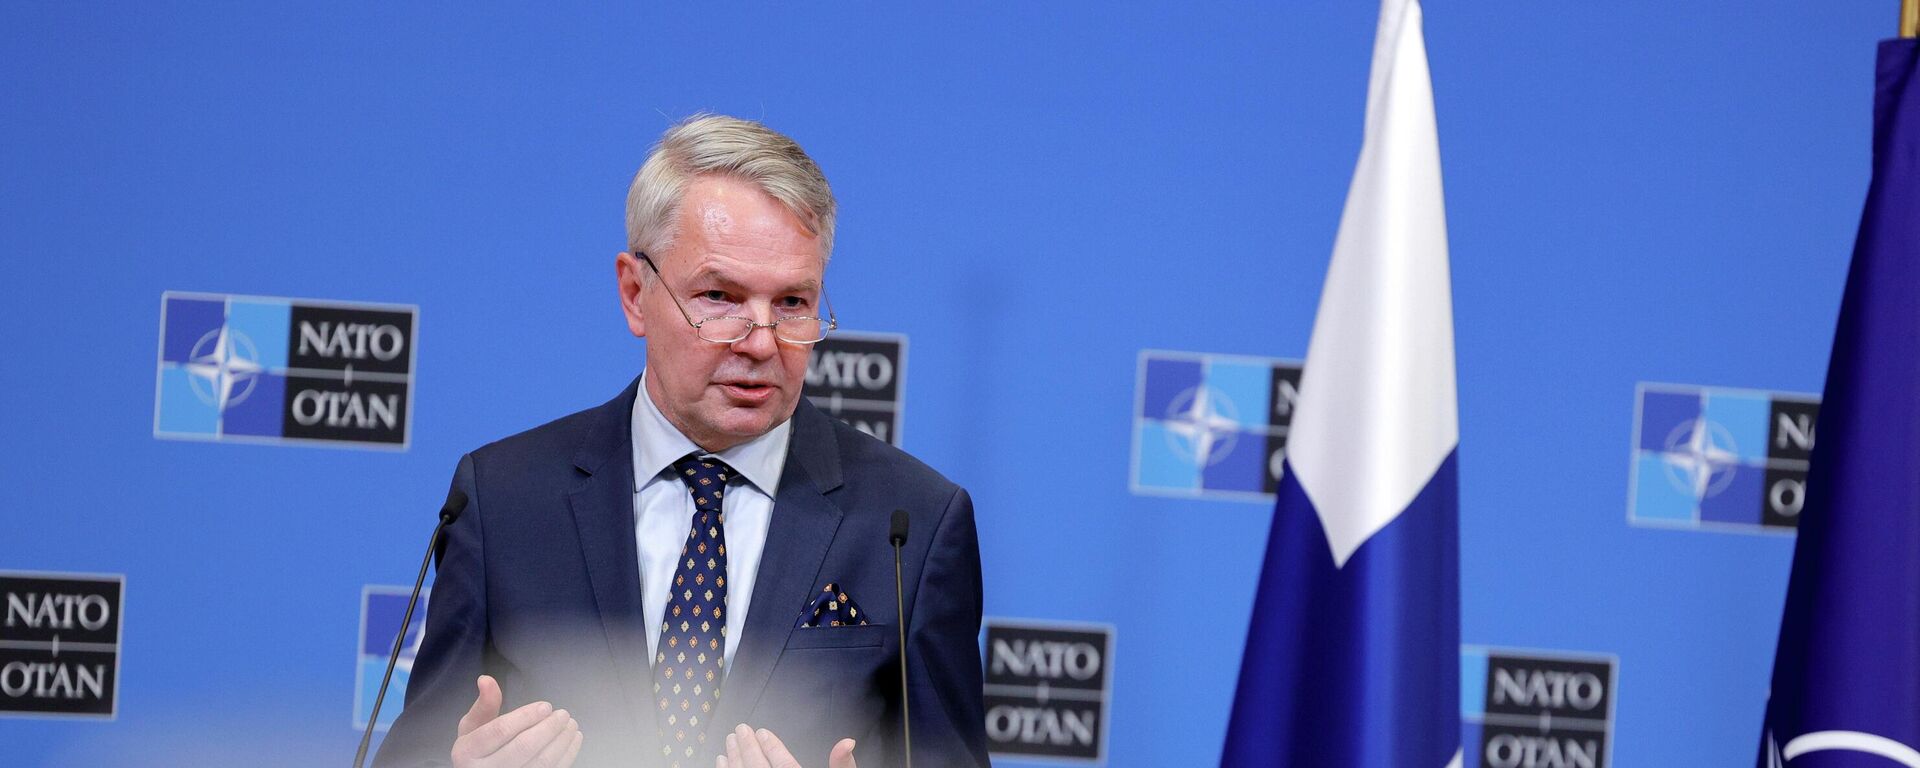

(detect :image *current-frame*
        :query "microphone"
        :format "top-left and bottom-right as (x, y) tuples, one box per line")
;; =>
(354, 488), (470, 768)
(889, 510), (913, 768)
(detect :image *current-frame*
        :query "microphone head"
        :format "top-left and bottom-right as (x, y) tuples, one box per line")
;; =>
(889, 509), (910, 546)
(439, 489), (470, 525)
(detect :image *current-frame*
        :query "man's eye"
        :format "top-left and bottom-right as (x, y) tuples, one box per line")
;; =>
(699, 290), (731, 303)
(777, 296), (809, 310)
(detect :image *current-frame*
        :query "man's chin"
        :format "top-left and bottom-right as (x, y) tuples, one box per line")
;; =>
(700, 400), (796, 443)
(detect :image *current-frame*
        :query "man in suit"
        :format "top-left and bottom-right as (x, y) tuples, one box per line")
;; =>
(376, 115), (989, 768)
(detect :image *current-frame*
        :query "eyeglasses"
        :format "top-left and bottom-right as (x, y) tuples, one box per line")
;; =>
(637, 253), (837, 345)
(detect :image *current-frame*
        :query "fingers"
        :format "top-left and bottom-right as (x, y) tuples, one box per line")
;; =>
(753, 727), (803, 768)
(450, 699), (552, 763)
(724, 723), (772, 768)
(722, 725), (750, 768)
(556, 728), (583, 768)
(716, 725), (848, 768)
(828, 738), (857, 768)
(527, 714), (582, 768)
(489, 708), (576, 767)
(457, 675), (504, 738)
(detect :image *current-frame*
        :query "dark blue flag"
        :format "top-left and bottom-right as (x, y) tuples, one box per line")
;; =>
(1758, 37), (1920, 768)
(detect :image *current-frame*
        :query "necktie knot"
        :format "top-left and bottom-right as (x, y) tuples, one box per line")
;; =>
(672, 455), (733, 513)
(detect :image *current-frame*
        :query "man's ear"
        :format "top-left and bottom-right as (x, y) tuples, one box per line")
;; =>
(616, 252), (648, 339)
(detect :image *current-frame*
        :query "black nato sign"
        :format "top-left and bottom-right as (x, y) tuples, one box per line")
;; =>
(1462, 648), (1617, 768)
(282, 304), (414, 444)
(981, 620), (1114, 762)
(0, 572), (124, 718)
(804, 331), (906, 446)
(155, 292), (418, 448)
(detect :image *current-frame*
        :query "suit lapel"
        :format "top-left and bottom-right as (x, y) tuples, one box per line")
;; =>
(716, 401), (845, 730)
(563, 378), (659, 749)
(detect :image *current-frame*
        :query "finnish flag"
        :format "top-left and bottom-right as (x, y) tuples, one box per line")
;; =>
(1220, 0), (1461, 765)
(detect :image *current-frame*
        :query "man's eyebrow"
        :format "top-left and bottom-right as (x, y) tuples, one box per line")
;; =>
(684, 266), (820, 294)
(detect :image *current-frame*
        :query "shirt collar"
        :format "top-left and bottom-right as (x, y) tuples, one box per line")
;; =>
(630, 372), (791, 496)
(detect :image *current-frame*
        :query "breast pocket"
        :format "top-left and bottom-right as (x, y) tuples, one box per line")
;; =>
(763, 624), (897, 747)
(783, 624), (893, 651)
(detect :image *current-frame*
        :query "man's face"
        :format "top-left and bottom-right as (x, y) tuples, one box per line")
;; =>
(618, 175), (824, 452)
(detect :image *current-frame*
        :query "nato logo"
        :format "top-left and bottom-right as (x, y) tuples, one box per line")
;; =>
(355, 585), (430, 731)
(0, 571), (124, 719)
(1132, 350), (1301, 500)
(805, 331), (906, 446)
(981, 619), (1114, 763)
(1629, 383), (1819, 533)
(154, 292), (417, 448)
(1461, 646), (1616, 768)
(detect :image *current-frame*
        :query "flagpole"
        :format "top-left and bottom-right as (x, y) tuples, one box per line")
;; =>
(1904, 0), (1918, 38)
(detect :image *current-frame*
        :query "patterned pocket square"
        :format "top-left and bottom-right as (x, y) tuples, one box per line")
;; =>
(796, 582), (870, 628)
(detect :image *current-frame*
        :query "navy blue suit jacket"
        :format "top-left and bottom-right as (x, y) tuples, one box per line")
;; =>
(377, 378), (989, 768)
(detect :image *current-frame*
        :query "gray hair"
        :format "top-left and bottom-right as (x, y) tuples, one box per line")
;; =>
(625, 114), (837, 264)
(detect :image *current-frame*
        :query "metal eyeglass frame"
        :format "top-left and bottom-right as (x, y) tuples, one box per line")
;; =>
(637, 252), (837, 345)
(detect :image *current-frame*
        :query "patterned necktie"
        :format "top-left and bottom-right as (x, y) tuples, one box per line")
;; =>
(653, 454), (732, 767)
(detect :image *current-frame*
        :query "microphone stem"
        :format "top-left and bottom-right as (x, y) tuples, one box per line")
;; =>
(892, 542), (912, 768)
(354, 520), (445, 768)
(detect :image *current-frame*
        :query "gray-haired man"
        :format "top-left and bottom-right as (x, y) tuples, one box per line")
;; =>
(377, 115), (989, 768)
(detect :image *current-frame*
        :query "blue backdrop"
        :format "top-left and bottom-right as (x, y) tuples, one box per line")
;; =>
(0, 2), (1890, 765)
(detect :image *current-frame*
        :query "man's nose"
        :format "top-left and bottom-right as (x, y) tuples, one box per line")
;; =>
(728, 308), (779, 360)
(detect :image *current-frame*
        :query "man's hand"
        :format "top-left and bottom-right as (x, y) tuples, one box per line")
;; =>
(451, 675), (583, 768)
(717, 723), (856, 768)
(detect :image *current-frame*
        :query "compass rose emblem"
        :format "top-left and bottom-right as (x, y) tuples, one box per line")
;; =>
(183, 325), (264, 412)
(1659, 417), (1741, 499)
(1162, 385), (1243, 467)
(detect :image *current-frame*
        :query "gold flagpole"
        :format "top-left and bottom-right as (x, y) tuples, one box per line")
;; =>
(1905, 0), (1919, 38)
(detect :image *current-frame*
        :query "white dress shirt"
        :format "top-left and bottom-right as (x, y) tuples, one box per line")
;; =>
(630, 374), (789, 672)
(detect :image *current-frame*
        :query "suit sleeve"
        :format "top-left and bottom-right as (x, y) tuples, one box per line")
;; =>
(374, 453), (489, 768)
(907, 486), (991, 768)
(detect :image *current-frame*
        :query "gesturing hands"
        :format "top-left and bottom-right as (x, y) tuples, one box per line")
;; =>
(451, 675), (583, 768)
(718, 724), (857, 768)
(443, 682), (843, 768)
